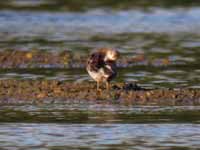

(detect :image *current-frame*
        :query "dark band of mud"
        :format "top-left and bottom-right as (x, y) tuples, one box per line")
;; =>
(0, 50), (185, 68)
(0, 80), (200, 105)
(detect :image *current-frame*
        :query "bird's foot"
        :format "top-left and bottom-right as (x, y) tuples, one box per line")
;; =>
(106, 82), (110, 91)
(97, 88), (102, 95)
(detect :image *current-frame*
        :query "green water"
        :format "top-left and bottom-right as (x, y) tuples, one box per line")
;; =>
(1, 0), (200, 11)
(0, 105), (200, 149)
(1, 104), (200, 123)
(0, 65), (199, 88)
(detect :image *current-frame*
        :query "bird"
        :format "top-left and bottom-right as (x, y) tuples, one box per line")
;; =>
(86, 48), (120, 91)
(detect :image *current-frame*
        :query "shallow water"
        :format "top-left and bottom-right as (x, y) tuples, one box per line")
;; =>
(1, 104), (200, 123)
(0, 67), (199, 88)
(0, 105), (200, 149)
(0, 123), (200, 150)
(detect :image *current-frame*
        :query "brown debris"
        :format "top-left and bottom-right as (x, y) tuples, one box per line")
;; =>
(0, 80), (199, 105)
(0, 50), (175, 68)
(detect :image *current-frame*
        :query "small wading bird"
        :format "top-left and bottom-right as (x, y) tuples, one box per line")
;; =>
(86, 48), (120, 91)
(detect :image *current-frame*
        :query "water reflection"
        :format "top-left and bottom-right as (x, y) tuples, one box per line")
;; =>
(1, 9), (200, 51)
(0, 104), (200, 149)
(0, 123), (199, 150)
(1, 105), (200, 123)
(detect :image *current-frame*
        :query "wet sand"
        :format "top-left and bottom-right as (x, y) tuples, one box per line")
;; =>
(0, 51), (199, 106)
(0, 50), (174, 68)
(0, 80), (199, 105)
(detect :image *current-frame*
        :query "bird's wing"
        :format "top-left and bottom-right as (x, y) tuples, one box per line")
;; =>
(87, 53), (105, 72)
(104, 65), (114, 75)
(104, 62), (117, 81)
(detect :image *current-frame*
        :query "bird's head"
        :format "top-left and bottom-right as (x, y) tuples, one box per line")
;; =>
(103, 48), (120, 61)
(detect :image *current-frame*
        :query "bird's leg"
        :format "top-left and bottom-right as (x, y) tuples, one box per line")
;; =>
(106, 81), (110, 91)
(97, 81), (101, 91)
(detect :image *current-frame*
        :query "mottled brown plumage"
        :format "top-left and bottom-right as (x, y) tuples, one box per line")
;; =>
(86, 48), (119, 91)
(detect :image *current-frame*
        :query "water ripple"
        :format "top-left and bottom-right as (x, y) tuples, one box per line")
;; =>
(0, 124), (200, 149)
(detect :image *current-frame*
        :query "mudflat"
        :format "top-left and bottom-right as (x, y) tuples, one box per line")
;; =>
(0, 80), (199, 106)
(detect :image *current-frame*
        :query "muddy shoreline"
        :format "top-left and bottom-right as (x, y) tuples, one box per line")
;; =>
(0, 51), (199, 106)
(0, 50), (185, 68)
(0, 80), (199, 105)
